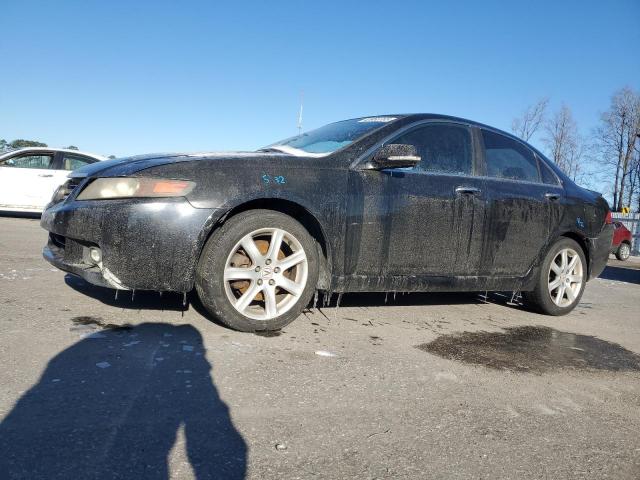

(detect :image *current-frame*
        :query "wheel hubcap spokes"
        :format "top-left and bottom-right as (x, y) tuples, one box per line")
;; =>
(548, 248), (583, 307)
(621, 244), (630, 258)
(224, 228), (308, 320)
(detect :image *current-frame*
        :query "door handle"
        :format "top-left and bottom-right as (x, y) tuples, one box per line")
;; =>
(544, 192), (560, 201)
(455, 186), (481, 195)
(38, 174), (54, 178)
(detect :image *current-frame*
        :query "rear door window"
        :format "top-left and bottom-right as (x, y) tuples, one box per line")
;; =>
(481, 130), (540, 183)
(538, 157), (560, 185)
(390, 123), (473, 175)
(62, 153), (94, 171)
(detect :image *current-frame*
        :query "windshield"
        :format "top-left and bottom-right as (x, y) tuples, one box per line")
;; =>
(263, 116), (399, 155)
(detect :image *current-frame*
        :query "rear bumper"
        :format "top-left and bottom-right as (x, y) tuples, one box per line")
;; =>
(588, 224), (614, 280)
(41, 198), (222, 292)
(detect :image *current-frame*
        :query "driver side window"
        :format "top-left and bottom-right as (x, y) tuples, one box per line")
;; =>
(0, 154), (54, 169)
(391, 124), (472, 175)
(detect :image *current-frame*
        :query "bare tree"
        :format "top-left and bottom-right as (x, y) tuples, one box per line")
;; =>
(511, 97), (549, 141)
(542, 104), (586, 182)
(627, 139), (640, 211)
(595, 87), (640, 211)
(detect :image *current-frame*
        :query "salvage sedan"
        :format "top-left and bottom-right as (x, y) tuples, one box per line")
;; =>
(41, 114), (614, 331)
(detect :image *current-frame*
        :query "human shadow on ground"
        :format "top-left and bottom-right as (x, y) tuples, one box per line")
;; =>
(0, 323), (246, 479)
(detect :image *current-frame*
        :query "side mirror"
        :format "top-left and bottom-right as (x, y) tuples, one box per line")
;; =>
(370, 144), (420, 170)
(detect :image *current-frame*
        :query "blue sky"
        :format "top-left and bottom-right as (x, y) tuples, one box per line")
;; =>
(1, 0), (639, 158)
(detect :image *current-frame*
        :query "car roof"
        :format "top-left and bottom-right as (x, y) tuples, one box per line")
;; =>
(347, 113), (537, 147)
(0, 147), (107, 160)
(378, 113), (514, 133)
(335, 113), (511, 130)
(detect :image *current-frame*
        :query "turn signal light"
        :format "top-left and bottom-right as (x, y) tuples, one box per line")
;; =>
(605, 211), (612, 224)
(152, 181), (192, 194)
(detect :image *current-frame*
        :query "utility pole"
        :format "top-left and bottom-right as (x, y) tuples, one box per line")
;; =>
(297, 91), (304, 135)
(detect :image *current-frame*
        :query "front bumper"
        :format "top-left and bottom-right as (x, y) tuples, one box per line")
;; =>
(44, 237), (115, 289)
(41, 198), (221, 292)
(587, 224), (614, 280)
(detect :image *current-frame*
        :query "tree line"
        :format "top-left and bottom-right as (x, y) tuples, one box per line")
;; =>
(511, 86), (640, 213)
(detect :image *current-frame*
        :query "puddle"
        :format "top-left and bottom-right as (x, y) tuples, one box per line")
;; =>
(417, 326), (640, 373)
(70, 316), (132, 331)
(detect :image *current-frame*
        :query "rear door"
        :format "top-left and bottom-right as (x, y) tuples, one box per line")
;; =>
(0, 152), (56, 211)
(477, 129), (563, 277)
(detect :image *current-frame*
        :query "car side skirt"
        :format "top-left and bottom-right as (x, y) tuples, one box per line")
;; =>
(332, 272), (538, 293)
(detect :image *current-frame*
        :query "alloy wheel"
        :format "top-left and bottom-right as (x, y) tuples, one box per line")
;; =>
(619, 243), (630, 260)
(548, 248), (583, 307)
(223, 228), (308, 320)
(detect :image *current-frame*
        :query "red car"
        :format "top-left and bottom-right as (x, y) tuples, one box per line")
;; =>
(611, 221), (632, 260)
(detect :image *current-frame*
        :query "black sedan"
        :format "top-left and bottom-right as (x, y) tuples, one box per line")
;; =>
(41, 114), (614, 331)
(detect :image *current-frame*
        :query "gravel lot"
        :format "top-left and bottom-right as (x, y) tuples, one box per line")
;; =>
(1, 215), (639, 479)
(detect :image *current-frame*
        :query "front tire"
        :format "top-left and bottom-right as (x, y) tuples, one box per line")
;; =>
(616, 242), (631, 261)
(196, 210), (319, 332)
(522, 237), (586, 316)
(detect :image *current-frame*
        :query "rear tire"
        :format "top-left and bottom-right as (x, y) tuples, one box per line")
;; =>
(616, 242), (631, 261)
(522, 237), (586, 316)
(196, 209), (319, 332)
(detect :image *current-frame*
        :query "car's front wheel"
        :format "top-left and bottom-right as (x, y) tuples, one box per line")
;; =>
(196, 210), (319, 332)
(616, 242), (631, 261)
(522, 237), (586, 316)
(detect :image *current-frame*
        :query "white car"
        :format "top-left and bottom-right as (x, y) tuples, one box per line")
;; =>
(0, 147), (106, 213)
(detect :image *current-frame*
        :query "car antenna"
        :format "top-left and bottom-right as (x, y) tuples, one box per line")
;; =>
(297, 90), (304, 135)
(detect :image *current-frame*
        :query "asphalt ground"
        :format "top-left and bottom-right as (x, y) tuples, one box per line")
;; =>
(1, 215), (639, 479)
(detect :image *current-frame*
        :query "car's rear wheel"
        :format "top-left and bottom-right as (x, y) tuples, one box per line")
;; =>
(522, 237), (586, 316)
(616, 242), (631, 261)
(196, 210), (319, 332)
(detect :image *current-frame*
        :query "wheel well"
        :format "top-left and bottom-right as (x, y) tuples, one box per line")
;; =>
(208, 199), (332, 289)
(560, 232), (590, 273)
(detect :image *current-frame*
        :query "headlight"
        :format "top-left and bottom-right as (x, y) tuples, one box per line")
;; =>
(76, 177), (196, 200)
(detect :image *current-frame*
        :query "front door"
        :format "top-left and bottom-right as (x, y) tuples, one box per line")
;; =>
(0, 152), (56, 211)
(345, 122), (485, 286)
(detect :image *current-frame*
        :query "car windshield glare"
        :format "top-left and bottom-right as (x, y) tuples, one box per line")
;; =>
(263, 116), (398, 155)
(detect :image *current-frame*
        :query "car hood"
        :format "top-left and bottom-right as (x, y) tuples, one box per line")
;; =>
(69, 151), (296, 178)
